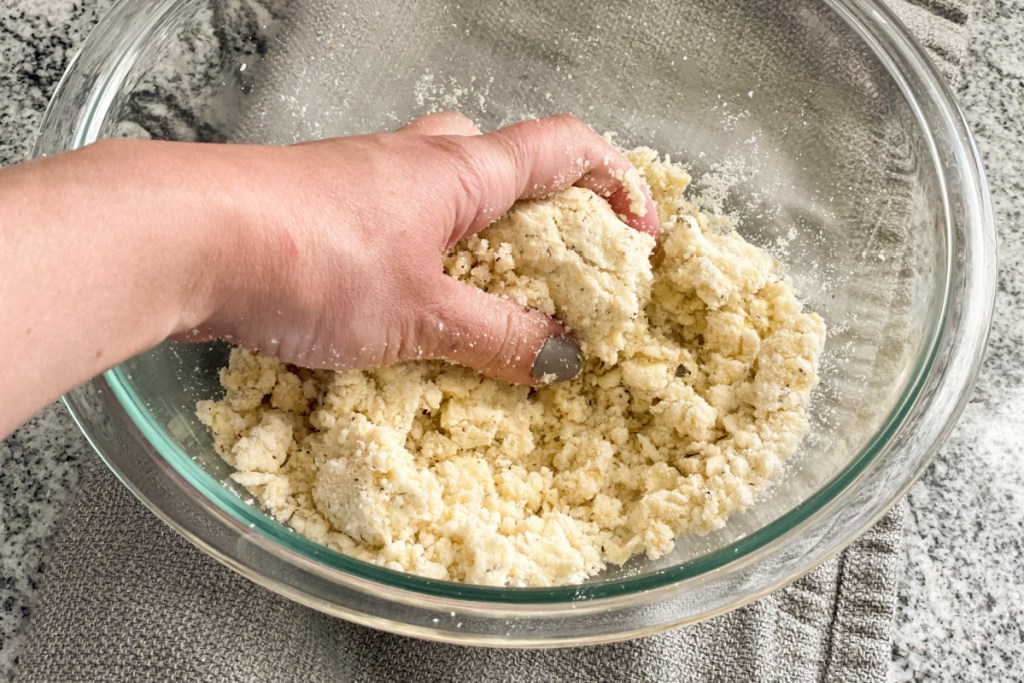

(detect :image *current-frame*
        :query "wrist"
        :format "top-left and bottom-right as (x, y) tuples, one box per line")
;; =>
(172, 142), (307, 341)
(81, 138), (252, 337)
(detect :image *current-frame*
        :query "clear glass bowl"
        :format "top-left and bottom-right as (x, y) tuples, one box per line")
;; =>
(42, 0), (995, 645)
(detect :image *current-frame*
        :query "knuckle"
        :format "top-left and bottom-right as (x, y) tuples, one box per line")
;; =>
(425, 132), (465, 157)
(551, 112), (584, 128)
(550, 113), (591, 139)
(438, 110), (472, 124)
(477, 306), (520, 371)
(490, 131), (527, 179)
(390, 314), (433, 364)
(429, 135), (487, 199)
(407, 291), (455, 360)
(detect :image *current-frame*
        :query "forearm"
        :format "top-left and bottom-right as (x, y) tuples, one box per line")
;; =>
(0, 139), (242, 436)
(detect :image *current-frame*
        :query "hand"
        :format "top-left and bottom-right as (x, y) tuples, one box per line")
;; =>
(0, 113), (658, 438)
(185, 112), (659, 384)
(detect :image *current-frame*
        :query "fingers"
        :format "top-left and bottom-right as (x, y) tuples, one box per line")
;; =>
(418, 278), (582, 385)
(398, 111), (482, 136)
(443, 114), (661, 242)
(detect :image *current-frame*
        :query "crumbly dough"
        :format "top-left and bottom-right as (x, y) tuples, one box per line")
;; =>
(197, 148), (826, 587)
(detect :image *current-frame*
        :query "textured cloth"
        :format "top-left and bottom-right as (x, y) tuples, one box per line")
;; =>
(20, 458), (907, 683)
(15, 0), (971, 681)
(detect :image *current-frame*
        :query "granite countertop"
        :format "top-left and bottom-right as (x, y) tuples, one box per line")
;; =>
(1, 0), (1023, 680)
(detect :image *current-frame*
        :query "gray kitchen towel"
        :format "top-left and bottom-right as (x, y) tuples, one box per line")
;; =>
(15, 0), (971, 681)
(19, 456), (907, 683)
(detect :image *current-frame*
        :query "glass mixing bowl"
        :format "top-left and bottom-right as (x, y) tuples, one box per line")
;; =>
(40, 0), (995, 645)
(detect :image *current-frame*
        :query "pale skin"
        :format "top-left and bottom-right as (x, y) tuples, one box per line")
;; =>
(0, 112), (660, 439)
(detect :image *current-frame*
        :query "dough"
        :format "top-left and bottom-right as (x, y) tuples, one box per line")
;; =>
(197, 147), (826, 587)
(447, 186), (654, 366)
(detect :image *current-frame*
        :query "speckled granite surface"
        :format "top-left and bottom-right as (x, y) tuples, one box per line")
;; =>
(889, 2), (1024, 677)
(0, 4), (114, 677)
(0, 0), (1021, 680)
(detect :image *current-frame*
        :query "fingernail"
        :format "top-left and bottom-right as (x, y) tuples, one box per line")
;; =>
(531, 336), (583, 382)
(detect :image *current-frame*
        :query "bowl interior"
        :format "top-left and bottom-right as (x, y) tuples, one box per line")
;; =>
(97, 0), (946, 597)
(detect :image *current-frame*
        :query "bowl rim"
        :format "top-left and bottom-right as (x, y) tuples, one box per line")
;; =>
(49, 0), (996, 643)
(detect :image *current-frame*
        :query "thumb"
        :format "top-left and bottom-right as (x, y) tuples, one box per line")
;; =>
(422, 278), (582, 385)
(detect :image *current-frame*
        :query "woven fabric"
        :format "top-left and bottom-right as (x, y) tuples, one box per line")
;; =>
(20, 457), (907, 683)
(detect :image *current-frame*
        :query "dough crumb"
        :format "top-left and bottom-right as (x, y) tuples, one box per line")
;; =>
(198, 148), (825, 587)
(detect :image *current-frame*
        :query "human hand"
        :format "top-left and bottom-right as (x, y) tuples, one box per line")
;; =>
(183, 112), (660, 384)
